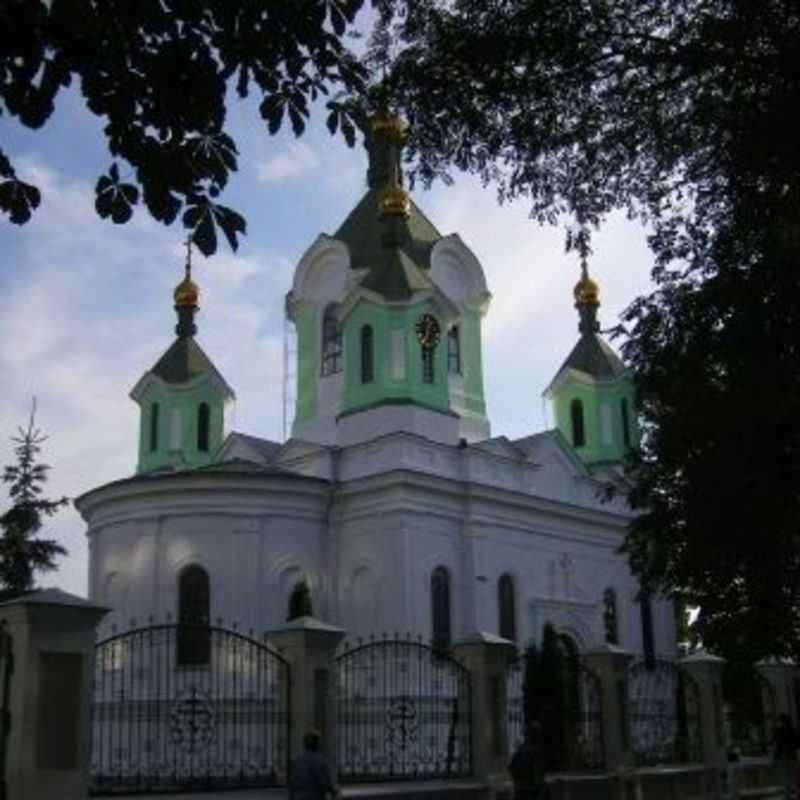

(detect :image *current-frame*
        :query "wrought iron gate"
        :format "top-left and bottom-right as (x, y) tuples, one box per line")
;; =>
(334, 636), (472, 782)
(90, 624), (290, 794)
(628, 658), (702, 765)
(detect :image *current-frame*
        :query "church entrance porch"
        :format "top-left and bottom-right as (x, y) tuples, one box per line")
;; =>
(89, 624), (290, 795)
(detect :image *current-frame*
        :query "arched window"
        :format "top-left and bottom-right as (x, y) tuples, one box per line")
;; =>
(361, 325), (374, 384)
(149, 402), (159, 451)
(603, 587), (619, 645)
(498, 573), (516, 642)
(177, 565), (210, 665)
(431, 566), (451, 651)
(321, 305), (343, 376)
(570, 398), (586, 448)
(422, 345), (435, 384)
(639, 592), (655, 669)
(447, 326), (461, 374)
(197, 402), (210, 452)
(621, 398), (631, 447)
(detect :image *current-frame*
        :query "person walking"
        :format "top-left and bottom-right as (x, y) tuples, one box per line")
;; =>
(289, 730), (341, 800)
(771, 714), (799, 800)
(508, 721), (546, 800)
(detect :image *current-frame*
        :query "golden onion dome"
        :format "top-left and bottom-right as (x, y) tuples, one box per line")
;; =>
(174, 241), (200, 308)
(574, 268), (600, 306)
(369, 108), (408, 144)
(378, 183), (411, 218)
(174, 274), (199, 308)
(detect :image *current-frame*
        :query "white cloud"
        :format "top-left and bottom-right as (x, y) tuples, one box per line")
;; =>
(255, 141), (320, 184)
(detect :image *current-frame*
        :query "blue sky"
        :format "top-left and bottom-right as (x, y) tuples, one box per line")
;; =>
(0, 82), (655, 598)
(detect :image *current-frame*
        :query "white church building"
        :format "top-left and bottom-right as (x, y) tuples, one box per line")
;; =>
(76, 110), (675, 661)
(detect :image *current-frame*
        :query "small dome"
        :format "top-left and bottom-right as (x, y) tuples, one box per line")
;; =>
(174, 275), (199, 308)
(369, 109), (408, 144)
(574, 274), (599, 306)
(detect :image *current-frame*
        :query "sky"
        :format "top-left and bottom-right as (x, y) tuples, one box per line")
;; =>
(0, 74), (656, 600)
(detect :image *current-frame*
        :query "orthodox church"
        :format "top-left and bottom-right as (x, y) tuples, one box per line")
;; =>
(76, 111), (675, 660)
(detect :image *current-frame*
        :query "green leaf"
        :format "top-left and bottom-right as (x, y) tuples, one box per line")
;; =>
(0, 179), (42, 225)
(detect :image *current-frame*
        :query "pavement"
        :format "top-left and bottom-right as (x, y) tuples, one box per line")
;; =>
(111, 780), (487, 799)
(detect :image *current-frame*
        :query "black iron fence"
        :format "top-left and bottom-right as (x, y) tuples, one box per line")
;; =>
(334, 635), (472, 782)
(628, 658), (702, 765)
(90, 623), (290, 794)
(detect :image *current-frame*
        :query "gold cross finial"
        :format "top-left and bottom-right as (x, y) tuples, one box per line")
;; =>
(184, 236), (193, 280)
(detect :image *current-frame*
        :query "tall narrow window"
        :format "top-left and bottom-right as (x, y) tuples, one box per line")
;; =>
(603, 588), (619, 645)
(178, 565), (211, 665)
(431, 566), (451, 651)
(321, 305), (343, 376)
(498, 573), (516, 642)
(197, 402), (210, 452)
(570, 399), (585, 448)
(360, 325), (374, 384)
(422, 345), (435, 384)
(621, 398), (631, 447)
(149, 403), (159, 452)
(640, 592), (655, 670)
(447, 326), (461, 374)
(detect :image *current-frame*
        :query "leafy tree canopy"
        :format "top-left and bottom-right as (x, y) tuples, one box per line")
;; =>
(1, 0), (367, 254)
(0, 403), (68, 597)
(370, 0), (800, 661)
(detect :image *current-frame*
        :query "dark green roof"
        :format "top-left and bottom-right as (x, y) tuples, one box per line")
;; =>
(334, 188), (442, 300)
(360, 246), (432, 300)
(151, 337), (221, 385)
(556, 333), (627, 381)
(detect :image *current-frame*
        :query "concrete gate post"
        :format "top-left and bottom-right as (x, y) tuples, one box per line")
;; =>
(679, 649), (727, 792)
(582, 643), (635, 772)
(756, 659), (798, 724)
(453, 631), (516, 788)
(268, 616), (345, 776)
(0, 588), (109, 800)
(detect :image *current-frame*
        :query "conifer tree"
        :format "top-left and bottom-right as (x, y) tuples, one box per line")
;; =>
(0, 403), (67, 596)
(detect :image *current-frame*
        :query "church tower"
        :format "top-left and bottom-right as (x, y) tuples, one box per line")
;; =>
(543, 262), (638, 465)
(130, 247), (234, 473)
(287, 110), (491, 446)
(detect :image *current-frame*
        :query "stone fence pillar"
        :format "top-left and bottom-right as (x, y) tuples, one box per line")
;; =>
(679, 650), (727, 786)
(582, 643), (634, 772)
(756, 659), (798, 724)
(268, 616), (345, 776)
(453, 631), (516, 788)
(0, 589), (109, 800)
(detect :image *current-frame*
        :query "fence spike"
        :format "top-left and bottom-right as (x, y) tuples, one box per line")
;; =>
(147, 614), (154, 624)
(216, 616), (223, 627)
(130, 617), (137, 629)
(165, 611), (172, 622)
(248, 628), (254, 638)
(357, 636), (363, 646)
(233, 621), (239, 631)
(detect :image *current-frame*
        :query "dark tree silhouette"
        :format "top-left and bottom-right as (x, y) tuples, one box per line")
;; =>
(0, 402), (68, 596)
(287, 580), (314, 621)
(369, 0), (800, 662)
(1, 0), (367, 253)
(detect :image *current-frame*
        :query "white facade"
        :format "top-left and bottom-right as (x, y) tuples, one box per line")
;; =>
(78, 429), (675, 658)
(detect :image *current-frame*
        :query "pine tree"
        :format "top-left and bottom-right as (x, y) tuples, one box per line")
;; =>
(0, 402), (67, 597)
